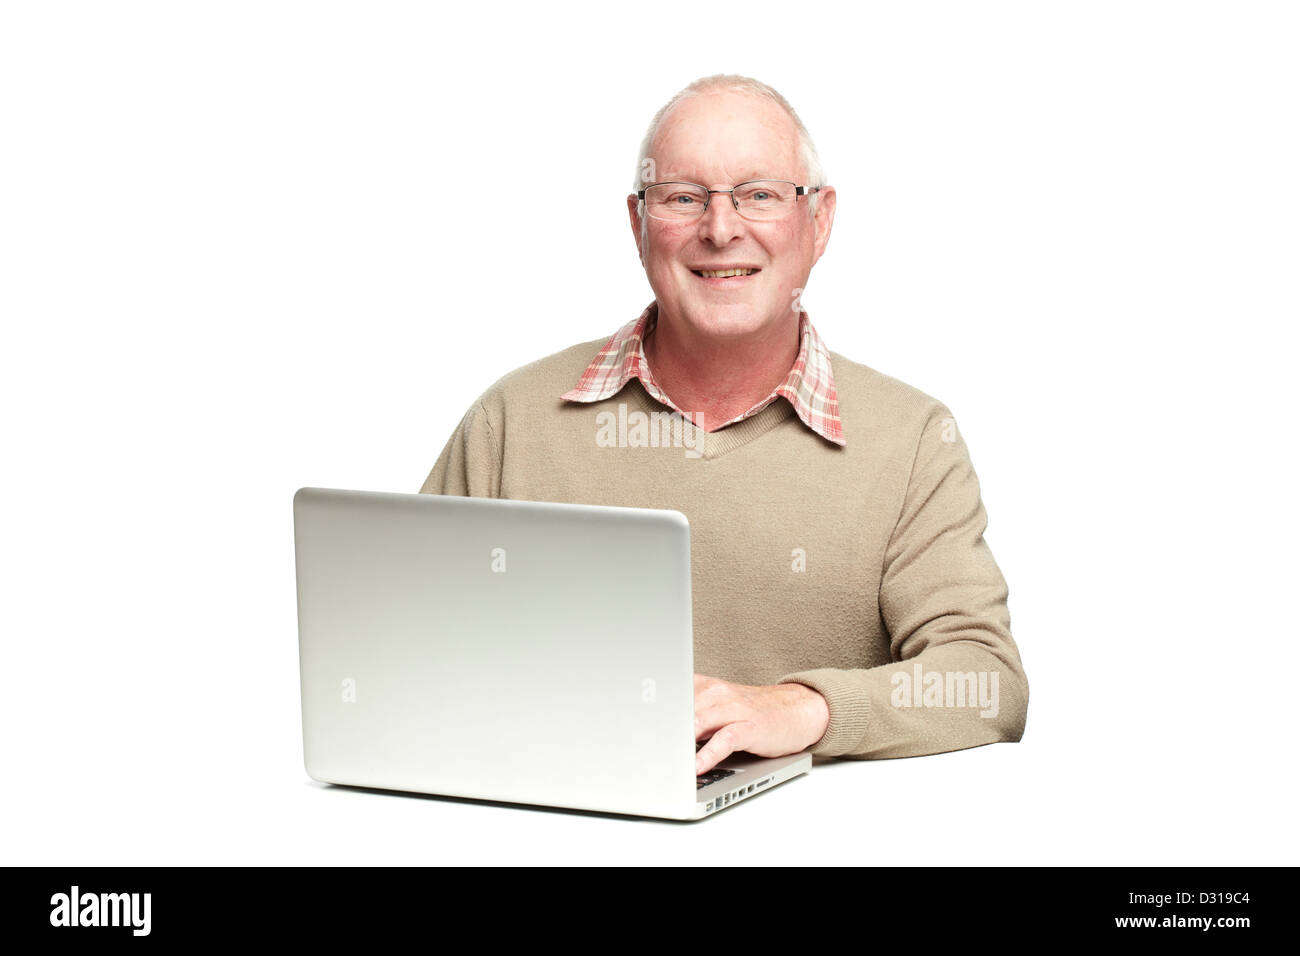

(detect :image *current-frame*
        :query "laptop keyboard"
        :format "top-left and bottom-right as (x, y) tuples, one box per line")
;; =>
(696, 768), (736, 790)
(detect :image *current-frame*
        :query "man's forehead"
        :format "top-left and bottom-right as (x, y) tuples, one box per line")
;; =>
(649, 91), (803, 183)
(655, 163), (800, 186)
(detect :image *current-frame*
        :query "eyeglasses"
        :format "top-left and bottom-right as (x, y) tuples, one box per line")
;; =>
(638, 180), (819, 222)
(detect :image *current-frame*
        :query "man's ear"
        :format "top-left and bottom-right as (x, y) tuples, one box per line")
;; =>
(810, 186), (836, 267)
(627, 193), (645, 263)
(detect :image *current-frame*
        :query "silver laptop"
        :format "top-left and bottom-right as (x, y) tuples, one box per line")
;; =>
(292, 487), (811, 820)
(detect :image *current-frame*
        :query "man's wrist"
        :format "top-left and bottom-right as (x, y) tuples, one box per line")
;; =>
(790, 681), (830, 747)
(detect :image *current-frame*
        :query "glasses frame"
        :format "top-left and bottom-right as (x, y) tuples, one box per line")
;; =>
(637, 179), (820, 221)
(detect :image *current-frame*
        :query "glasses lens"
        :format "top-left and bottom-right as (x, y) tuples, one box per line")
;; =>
(643, 183), (709, 220)
(733, 181), (797, 220)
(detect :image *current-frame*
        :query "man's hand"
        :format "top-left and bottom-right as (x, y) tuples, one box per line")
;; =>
(694, 674), (830, 775)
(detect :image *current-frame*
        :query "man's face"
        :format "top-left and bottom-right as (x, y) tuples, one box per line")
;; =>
(628, 90), (835, 340)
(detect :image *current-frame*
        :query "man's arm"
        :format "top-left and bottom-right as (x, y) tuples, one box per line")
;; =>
(418, 394), (503, 498)
(696, 405), (1028, 769)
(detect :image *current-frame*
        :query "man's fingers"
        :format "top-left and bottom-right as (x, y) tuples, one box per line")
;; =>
(695, 723), (750, 775)
(693, 675), (739, 732)
(694, 702), (743, 742)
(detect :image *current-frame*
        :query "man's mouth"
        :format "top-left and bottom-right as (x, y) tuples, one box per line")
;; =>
(691, 267), (761, 280)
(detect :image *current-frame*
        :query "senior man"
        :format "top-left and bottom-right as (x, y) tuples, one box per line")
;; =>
(420, 74), (1028, 775)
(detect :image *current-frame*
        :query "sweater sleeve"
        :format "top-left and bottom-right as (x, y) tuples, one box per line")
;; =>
(779, 406), (1029, 758)
(417, 394), (504, 499)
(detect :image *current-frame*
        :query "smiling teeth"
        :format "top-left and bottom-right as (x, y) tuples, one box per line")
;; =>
(699, 268), (755, 278)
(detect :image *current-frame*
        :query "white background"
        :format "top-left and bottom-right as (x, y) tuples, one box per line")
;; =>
(3, 0), (1296, 865)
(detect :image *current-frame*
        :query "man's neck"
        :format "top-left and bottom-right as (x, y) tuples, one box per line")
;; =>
(644, 307), (800, 432)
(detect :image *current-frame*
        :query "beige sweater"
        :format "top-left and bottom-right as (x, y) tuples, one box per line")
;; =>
(419, 337), (1028, 759)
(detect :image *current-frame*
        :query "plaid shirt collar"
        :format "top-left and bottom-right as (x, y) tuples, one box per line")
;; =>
(560, 301), (845, 446)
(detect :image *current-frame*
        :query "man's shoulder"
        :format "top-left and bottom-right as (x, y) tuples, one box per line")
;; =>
(471, 335), (610, 413)
(828, 350), (951, 426)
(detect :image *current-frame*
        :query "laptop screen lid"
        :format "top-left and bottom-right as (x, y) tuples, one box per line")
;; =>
(293, 488), (700, 818)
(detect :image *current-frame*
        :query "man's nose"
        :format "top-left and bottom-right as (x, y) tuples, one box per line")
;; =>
(697, 190), (745, 244)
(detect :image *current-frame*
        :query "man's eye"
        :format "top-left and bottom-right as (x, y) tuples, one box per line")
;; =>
(750, 191), (771, 201)
(669, 194), (697, 205)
